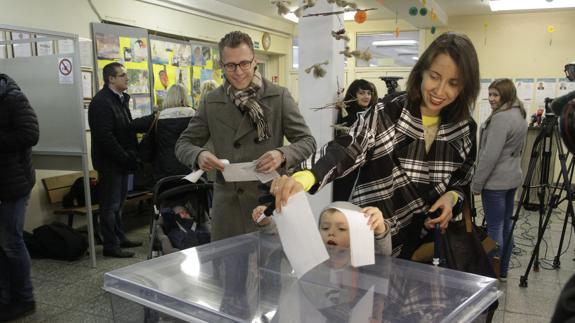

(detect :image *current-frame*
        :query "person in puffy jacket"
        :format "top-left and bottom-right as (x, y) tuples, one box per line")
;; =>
(134, 83), (195, 181)
(0, 73), (39, 321)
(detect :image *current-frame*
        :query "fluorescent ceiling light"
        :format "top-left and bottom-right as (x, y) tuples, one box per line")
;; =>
(343, 11), (355, 20)
(489, 0), (575, 11)
(283, 12), (299, 23)
(412, 56), (419, 60)
(372, 40), (418, 46)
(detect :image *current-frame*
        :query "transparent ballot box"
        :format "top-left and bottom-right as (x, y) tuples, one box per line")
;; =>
(104, 232), (499, 322)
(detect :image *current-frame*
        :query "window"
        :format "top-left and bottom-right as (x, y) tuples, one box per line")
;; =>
(356, 31), (419, 68)
(292, 37), (298, 69)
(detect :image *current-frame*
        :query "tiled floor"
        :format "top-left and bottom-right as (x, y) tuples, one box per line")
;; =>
(10, 206), (575, 322)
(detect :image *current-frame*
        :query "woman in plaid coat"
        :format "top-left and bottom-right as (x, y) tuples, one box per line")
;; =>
(271, 32), (480, 257)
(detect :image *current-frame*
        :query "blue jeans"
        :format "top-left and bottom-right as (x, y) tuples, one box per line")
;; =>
(98, 171), (129, 251)
(482, 189), (516, 276)
(0, 194), (34, 304)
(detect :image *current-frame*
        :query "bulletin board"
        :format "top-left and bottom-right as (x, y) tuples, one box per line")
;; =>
(149, 35), (192, 107)
(0, 25), (98, 268)
(0, 26), (85, 155)
(91, 23), (153, 118)
(189, 40), (223, 107)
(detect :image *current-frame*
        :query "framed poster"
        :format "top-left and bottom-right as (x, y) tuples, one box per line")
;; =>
(10, 32), (32, 58)
(81, 69), (94, 99)
(0, 32), (6, 59)
(35, 35), (54, 56)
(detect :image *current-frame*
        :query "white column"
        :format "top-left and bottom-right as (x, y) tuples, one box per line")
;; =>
(298, 1), (345, 216)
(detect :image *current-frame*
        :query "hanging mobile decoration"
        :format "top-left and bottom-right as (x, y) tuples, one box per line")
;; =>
(419, 7), (428, 16)
(305, 60), (329, 78)
(431, 26), (436, 34)
(394, 10), (400, 38)
(331, 29), (351, 42)
(354, 10), (367, 23)
(430, 9), (438, 21)
(271, 0), (291, 16)
(302, 7), (376, 18)
(483, 22), (488, 46)
(547, 25), (555, 46)
(339, 47), (371, 61)
(409, 6), (418, 16)
(421, 0), (427, 5)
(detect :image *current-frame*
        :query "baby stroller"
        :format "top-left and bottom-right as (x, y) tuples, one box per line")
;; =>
(147, 175), (213, 259)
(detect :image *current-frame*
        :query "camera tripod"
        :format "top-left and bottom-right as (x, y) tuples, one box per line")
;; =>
(500, 107), (575, 288)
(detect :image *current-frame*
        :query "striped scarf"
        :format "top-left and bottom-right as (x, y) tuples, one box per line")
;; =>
(224, 71), (271, 142)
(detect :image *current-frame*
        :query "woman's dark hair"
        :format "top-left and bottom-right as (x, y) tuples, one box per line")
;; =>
(489, 78), (527, 118)
(344, 79), (378, 107)
(405, 32), (480, 123)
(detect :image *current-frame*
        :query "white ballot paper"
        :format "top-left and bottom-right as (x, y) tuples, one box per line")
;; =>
(329, 204), (375, 267)
(273, 192), (329, 278)
(183, 159), (278, 183)
(222, 160), (279, 183)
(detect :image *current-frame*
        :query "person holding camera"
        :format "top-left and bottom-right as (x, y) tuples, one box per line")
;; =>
(471, 78), (527, 281)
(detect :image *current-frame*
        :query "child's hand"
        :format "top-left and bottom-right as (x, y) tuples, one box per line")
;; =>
(362, 206), (387, 236)
(252, 205), (271, 226)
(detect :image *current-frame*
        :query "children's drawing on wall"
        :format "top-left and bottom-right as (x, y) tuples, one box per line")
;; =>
(151, 41), (169, 65)
(127, 69), (149, 94)
(131, 38), (148, 63)
(192, 45), (205, 66)
(158, 69), (169, 90)
(95, 33), (120, 60)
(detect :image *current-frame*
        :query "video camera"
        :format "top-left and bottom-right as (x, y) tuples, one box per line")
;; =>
(379, 76), (403, 95)
(551, 63), (575, 153)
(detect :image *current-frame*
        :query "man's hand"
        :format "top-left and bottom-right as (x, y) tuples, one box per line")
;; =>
(270, 175), (303, 212)
(256, 150), (284, 173)
(197, 151), (225, 172)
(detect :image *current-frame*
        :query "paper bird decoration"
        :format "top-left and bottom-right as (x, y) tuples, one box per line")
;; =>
(331, 29), (350, 42)
(271, 0), (291, 16)
(305, 60), (329, 78)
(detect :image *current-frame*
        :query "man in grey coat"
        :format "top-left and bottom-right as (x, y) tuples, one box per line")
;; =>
(176, 31), (316, 241)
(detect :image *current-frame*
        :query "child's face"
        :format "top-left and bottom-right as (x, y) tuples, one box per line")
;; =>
(319, 210), (350, 248)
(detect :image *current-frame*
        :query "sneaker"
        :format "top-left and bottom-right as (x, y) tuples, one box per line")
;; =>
(499, 274), (507, 282)
(0, 301), (36, 322)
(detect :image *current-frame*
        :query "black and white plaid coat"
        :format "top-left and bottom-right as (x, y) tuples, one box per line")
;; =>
(308, 94), (476, 256)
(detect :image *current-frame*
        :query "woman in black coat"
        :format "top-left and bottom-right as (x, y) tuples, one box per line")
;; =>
(134, 84), (195, 182)
(332, 79), (378, 202)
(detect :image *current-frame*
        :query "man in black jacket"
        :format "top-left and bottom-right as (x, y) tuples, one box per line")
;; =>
(0, 74), (39, 321)
(88, 62), (142, 258)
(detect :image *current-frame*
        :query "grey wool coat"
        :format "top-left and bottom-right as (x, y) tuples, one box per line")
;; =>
(175, 78), (316, 241)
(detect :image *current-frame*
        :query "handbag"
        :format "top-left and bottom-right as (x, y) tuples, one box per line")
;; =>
(138, 113), (159, 163)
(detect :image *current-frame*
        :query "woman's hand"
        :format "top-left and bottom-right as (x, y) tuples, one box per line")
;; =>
(251, 205), (271, 226)
(362, 207), (387, 236)
(270, 175), (304, 212)
(424, 192), (455, 230)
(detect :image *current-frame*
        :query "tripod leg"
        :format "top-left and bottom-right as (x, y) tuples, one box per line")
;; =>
(499, 132), (543, 287)
(520, 195), (559, 287)
(552, 136), (575, 267)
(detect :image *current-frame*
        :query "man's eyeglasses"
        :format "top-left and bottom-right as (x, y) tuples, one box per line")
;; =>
(221, 57), (254, 72)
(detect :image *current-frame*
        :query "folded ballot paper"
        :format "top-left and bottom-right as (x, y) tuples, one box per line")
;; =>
(183, 159), (279, 183)
(273, 192), (375, 278)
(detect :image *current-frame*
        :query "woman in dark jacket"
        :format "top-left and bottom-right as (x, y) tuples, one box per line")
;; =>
(0, 74), (39, 321)
(134, 84), (195, 181)
(333, 79), (378, 201)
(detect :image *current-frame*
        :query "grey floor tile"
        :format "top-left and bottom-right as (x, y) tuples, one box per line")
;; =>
(75, 294), (113, 318)
(504, 276), (562, 318)
(41, 310), (113, 323)
(11, 303), (67, 323)
(503, 312), (550, 323)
